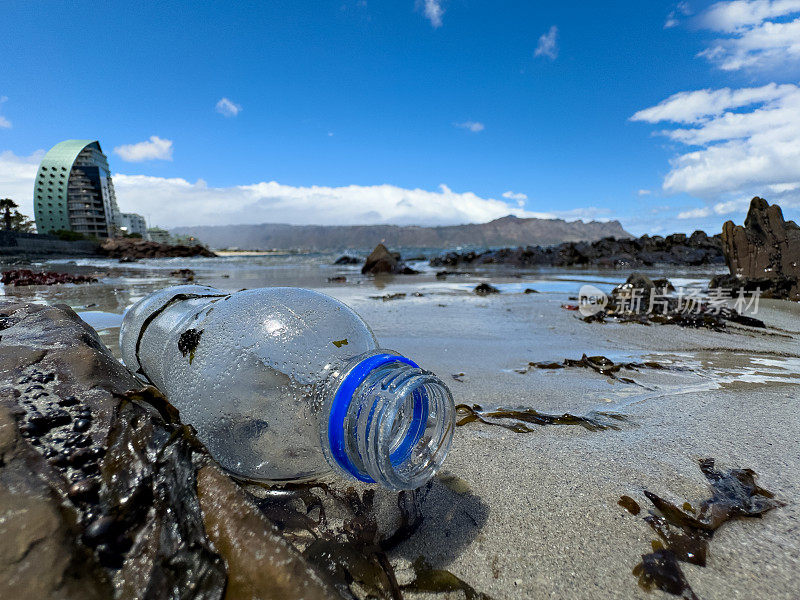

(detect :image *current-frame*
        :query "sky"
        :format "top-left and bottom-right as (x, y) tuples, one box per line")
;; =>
(1, 0), (800, 235)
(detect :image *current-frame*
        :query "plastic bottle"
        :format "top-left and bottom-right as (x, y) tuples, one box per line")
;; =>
(119, 285), (455, 490)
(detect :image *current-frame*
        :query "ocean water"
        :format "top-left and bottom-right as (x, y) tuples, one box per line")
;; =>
(1, 251), (727, 356)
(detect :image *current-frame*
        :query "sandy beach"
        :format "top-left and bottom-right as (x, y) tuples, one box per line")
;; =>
(2, 254), (797, 599)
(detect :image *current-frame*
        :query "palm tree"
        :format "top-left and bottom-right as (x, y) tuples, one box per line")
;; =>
(0, 198), (18, 231)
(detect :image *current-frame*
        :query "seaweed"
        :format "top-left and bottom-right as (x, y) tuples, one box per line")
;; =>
(178, 328), (203, 363)
(401, 556), (493, 600)
(518, 353), (672, 385)
(625, 458), (784, 599)
(243, 478), (492, 600)
(332, 338), (349, 348)
(455, 403), (628, 432)
(370, 293), (406, 301)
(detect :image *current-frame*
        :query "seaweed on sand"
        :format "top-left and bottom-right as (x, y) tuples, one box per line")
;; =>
(456, 403), (628, 432)
(243, 480), (493, 600)
(517, 353), (674, 385)
(625, 458), (784, 599)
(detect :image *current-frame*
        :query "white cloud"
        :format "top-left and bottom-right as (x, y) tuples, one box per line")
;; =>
(502, 191), (528, 204)
(215, 97), (242, 117)
(0, 96), (10, 129)
(699, 0), (800, 31)
(677, 207), (712, 219)
(0, 149), (572, 227)
(417, 0), (444, 28)
(534, 26), (558, 60)
(454, 121), (485, 133)
(665, 1), (692, 28)
(638, 189), (652, 195)
(632, 83), (800, 211)
(696, 1), (800, 71)
(114, 136), (174, 162)
(0, 149), (46, 218)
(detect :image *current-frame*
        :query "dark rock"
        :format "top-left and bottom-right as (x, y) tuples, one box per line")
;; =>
(719, 197), (800, 300)
(361, 244), (398, 274)
(430, 231), (724, 269)
(524, 288), (539, 294)
(474, 283), (500, 296)
(1, 269), (97, 286)
(361, 244), (420, 275)
(327, 276), (347, 283)
(100, 238), (216, 261)
(333, 255), (361, 265)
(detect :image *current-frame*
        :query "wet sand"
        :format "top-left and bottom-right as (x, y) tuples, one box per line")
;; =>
(1, 256), (798, 599)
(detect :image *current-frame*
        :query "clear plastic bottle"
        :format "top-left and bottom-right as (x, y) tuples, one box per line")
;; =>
(119, 285), (455, 490)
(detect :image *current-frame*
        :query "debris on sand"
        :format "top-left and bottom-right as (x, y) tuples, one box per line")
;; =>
(625, 458), (784, 600)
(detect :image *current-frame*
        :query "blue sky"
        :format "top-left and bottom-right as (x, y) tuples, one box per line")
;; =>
(1, 0), (799, 235)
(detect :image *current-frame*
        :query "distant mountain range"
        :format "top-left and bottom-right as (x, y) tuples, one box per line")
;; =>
(171, 215), (632, 251)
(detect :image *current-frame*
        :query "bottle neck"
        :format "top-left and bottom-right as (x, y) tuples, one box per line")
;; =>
(323, 351), (455, 490)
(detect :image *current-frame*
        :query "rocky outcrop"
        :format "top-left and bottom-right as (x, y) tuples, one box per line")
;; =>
(100, 238), (216, 261)
(1, 269), (98, 286)
(361, 244), (420, 275)
(430, 231), (723, 269)
(717, 197), (800, 300)
(0, 301), (337, 600)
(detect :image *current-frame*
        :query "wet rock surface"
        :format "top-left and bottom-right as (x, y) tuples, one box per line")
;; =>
(100, 238), (216, 261)
(0, 301), (337, 600)
(1, 269), (98, 286)
(717, 197), (800, 300)
(430, 230), (723, 268)
(361, 244), (420, 275)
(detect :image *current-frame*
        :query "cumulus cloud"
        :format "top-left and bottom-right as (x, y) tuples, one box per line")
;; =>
(534, 26), (558, 60)
(696, 1), (800, 71)
(632, 83), (800, 214)
(638, 189), (653, 196)
(0, 149), (46, 217)
(215, 97), (242, 117)
(0, 148), (583, 227)
(417, 0), (444, 28)
(114, 136), (174, 162)
(454, 121), (485, 133)
(0, 96), (10, 129)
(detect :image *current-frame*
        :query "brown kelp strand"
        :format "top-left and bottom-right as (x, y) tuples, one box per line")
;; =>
(625, 458), (785, 599)
(518, 353), (678, 385)
(455, 403), (629, 432)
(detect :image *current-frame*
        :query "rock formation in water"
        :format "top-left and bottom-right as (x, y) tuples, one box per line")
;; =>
(361, 244), (420, 275)
(100, 238), (216, 261)
(430, 230), (723, 268)
(713, 197), (800, 300)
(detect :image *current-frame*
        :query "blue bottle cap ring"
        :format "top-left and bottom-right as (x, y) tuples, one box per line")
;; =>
(328, 353), (428, 483)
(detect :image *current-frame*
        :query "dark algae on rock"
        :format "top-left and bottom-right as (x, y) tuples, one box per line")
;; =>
(625, 458), (784, 600)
